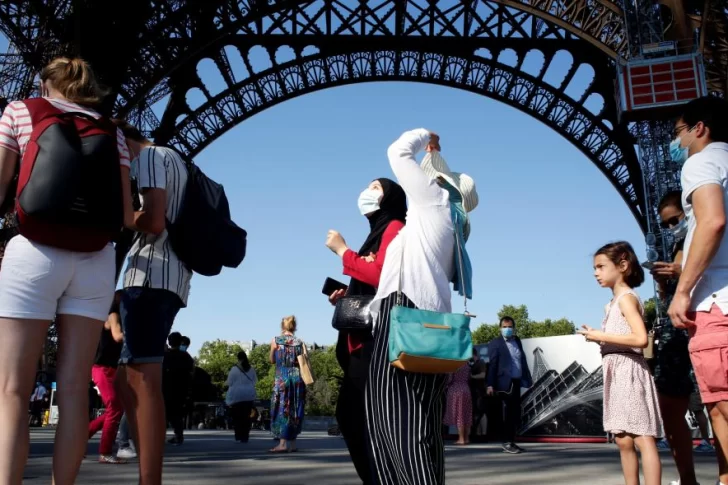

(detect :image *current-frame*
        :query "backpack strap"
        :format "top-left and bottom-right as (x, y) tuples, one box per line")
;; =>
(23, 98), (62, 125)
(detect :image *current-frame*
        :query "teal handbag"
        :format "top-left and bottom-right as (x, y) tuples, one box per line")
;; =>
(388, 228), (474, 374)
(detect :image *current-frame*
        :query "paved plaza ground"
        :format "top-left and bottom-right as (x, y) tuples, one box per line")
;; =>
(23, 429), (720, 484)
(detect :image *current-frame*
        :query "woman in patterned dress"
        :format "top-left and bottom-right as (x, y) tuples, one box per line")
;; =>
(269, 315), (306, 453)
(578, 241), (663, 485)
(444, 363), (473, 445)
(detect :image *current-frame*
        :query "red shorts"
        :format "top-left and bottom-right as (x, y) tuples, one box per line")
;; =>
(688, 304), (728, 404)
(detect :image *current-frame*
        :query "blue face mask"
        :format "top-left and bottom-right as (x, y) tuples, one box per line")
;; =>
(669, 217), (688, 239)
(669, 137), (689, 164)
(179, 345), (188, 352)
(357, 189), (381, 216)
(501, 327), (514, 338)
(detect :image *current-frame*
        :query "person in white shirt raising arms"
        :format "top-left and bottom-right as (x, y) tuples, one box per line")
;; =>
(668, 95), (728, 485)
(365, 129), (478, 485)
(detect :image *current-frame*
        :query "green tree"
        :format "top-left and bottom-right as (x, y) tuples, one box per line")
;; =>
(644, 297), (658, 330)
(471, 305), (575, 345)
(472, 323), (501, 345)
(306, 346), (343, 416)
(248, 344), (273, 399)
(196, 340), (243, 398)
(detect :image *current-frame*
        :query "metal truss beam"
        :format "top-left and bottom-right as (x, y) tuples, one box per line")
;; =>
(115, 0), (629, 118)
(154, 37), (646, 230)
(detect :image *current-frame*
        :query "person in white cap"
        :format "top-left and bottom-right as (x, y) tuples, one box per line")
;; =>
(365, 128), (478, 485)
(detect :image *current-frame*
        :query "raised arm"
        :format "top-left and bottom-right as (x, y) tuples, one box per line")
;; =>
(387, 129), (445, 207)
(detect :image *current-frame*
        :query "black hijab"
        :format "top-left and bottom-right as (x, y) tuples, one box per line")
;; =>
(347, 178), (407, 296)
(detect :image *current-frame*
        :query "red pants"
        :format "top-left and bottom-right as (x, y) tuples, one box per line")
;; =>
(88, 365), (124, 455)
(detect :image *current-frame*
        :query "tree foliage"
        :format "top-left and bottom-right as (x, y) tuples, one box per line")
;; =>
(644, 297), (657, 330)
(196, 340), (243, 398)
(248, 344), (274, 400)
(306, 346), (343, 416)
(471, 304), (576, 345)
(196, 340), (344, 416)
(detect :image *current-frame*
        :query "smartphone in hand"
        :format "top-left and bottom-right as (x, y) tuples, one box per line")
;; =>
(641, 261), (656, 270)
(322, 277), (348, 296)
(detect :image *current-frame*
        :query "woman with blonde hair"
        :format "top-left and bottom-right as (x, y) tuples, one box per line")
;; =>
(0, 57), (134, 484)
(268, 315), (307, 452)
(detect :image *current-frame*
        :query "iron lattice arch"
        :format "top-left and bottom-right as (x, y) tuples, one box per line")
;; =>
(155, 39), (644, 229)
(114, 0), (632, 128)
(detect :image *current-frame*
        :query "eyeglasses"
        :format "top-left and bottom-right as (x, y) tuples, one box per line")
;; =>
(672, 124), (689, 138)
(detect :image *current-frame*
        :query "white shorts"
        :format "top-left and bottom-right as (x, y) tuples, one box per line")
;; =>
(0, 235), (115, 321)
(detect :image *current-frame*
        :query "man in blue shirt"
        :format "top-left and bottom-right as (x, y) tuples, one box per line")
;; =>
(486, 316), (533, 454)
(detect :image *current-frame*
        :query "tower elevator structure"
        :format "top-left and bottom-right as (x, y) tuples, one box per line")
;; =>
(616, 0), (708, 326)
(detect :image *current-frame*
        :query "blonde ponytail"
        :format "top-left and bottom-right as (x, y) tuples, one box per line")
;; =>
(40, 57), (108, 107)
(281, 315), (297, 333)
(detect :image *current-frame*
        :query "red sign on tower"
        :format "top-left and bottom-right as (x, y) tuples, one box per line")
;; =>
(616, 52), (707, 117)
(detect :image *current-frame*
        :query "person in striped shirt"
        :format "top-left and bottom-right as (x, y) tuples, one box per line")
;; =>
(111, 120), (191, 485)
(0, 57), (135, 484)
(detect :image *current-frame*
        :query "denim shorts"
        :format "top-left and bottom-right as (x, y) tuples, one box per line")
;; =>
(119, 287), (182, 365)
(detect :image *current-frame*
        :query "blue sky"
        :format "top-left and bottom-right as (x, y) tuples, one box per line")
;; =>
(175, 82), (653, 355)
(0, 35), (655, 356)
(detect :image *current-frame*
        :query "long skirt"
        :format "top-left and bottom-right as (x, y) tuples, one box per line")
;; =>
(365, 292), (448, 485)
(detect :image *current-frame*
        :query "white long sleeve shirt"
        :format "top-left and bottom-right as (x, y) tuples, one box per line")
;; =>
(371, 129), (456, 324)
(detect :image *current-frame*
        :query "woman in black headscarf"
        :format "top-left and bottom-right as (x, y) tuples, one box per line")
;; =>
(325, 177), (407, 484)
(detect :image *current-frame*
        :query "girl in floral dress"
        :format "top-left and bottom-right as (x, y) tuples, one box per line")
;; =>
(578, 241), (662, 485)
(269, 315), (307, 453)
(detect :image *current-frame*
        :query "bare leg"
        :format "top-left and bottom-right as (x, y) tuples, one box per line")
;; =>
(456, 426), (467, 444)
(658, 393), (698, 484)
(0, 318), (50, 485)
(271, 438), (288, 451)
(52, 314), (103, 485)
(634, 435), (662, 485)
(117, 363), (165, 485)
(615, 433), (640, 485)
(709, 402), (728, 484)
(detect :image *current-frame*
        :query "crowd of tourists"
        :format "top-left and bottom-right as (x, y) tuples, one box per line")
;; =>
(0, 53), (727, 485)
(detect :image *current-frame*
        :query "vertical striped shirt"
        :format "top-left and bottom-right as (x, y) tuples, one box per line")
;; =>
(123, 146), (192, 305)
(0, 97), (130, 168)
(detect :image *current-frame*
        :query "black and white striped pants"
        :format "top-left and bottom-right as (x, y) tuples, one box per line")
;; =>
(365, 292), (448, 485)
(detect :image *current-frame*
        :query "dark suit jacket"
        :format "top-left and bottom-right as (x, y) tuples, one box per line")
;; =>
(486, 336), (533, 392)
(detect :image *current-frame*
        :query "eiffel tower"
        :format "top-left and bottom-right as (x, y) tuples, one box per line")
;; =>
(531, 347), (551, 383)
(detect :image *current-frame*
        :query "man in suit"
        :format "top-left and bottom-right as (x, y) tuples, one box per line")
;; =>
(486, 316), (533, 454)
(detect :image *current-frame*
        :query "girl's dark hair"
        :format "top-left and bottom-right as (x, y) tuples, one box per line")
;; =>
(658, 190), (683, 212)
(237, 351), (251, 372)
(680, 96), (728, 143)
(595, 241), (645, 288)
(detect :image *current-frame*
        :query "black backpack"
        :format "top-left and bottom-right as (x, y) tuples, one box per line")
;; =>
(167, 150), (247, 276)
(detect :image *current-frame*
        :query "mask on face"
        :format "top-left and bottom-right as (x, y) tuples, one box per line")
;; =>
(179, 345), (188, 352)
(501, 327), (514, 338)
(669, 137), (689, 164)
(669, 217), (688, 239)
(357, 189), (382, 216)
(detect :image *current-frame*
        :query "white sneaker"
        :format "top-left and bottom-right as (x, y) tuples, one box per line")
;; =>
(116, 447), (136, 459)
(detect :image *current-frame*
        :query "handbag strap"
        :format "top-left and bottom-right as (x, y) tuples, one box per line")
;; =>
(236, 364), (254, 383)
(396, 220), (468, 313)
